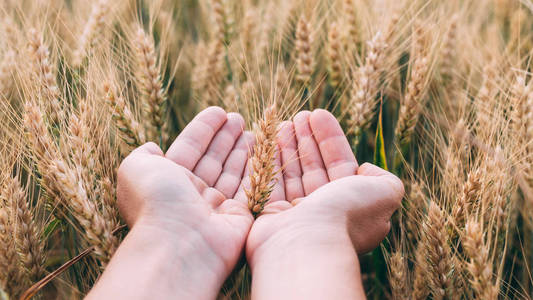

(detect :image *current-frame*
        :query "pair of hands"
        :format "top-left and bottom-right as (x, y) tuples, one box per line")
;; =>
(102, 107), (404, 299)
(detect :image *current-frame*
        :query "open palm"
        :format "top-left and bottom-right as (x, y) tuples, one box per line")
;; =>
(118, 107), (254, 277)
(237, 109), (404, 267)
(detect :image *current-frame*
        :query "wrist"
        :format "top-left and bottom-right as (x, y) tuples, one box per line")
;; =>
(89, 218), (227, 300)
(133, 217), (229, 284)
(247, 224), (365, 300)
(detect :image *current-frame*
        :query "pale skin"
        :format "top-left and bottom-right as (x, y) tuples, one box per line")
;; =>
(87, 107), (404, 300)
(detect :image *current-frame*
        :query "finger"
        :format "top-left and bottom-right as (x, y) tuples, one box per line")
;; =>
(131, 142), (164, 156)
(309, 109), (358, 180)
(278, 121), (304, 201)
(193, 113), (245, 186)
(215, 131), (255, 199)
(165, 106), (227, 170)
(308, 174), (404, 214)
(356, 163), (405, 200)
(293, 110), (329, 195)
(234, 157), (252, 204)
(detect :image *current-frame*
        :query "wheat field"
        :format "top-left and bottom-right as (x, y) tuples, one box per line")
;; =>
(0, 0), (532, 299)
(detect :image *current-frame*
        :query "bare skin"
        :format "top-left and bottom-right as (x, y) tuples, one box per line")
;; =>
(87, 107), (254, 300)
(240, 109), (404, 300)
(87, 107), (404, 300)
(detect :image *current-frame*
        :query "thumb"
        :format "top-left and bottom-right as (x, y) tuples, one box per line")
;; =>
(356, 163), (405, 206)
(357, 162), (393, 177)
(131, 142), (164, 156)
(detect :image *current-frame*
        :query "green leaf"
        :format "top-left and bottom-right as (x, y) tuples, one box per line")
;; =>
(43, 218), (62, 239)
(373, 103), (388, 170)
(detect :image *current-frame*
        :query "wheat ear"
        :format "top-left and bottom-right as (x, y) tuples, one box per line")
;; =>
(72, 0), (109, 67)
(342, 0), (358, 50)
(133, 27), (167, 141)
(440, 14), (458, 82)
(7, 176), (46, 282)
(463, 218), (499, 300)
(389, 250), (408, 300)
(394, 29), (430, 145)
(347, 32), (386, 148)
(246, 106), (279, 216)
(421, 201), (454, 300)
(0, 50), (15, 97)
(104, 83), (146, 149)
(451, 168), (481, 229)
(327, 22), (342, 88)
(24, 102), (118, 263)
(295, 15), (313, 87)
(411, 243), (430, 300)
(27, 28), (63, 125)
(0, 194), (26, 298)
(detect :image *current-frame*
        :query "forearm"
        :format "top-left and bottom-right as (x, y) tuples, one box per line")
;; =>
(86, 220), (226, 300)
(249, 229), (366, 300)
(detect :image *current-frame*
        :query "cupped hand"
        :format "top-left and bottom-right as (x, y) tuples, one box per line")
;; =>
(240, 109), (405, 268)
(117, 107), (254, 279)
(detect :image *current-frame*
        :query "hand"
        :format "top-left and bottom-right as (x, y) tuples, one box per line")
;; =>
(90, 107), (254, 299)
(240, 109), (404, 300)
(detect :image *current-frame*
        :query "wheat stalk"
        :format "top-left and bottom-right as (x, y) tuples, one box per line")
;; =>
(0, 191), (26, 297)
(295, 15), (313, 87)
(475, 64), (497, 139)
(27, 28), (63, 125)
(389, 250), (408, 300)
(104, 83), (146, 149)
(451, 168), (481, 229)
(24, 102), (118, 264)
(133, 27), (167, 141)
(346, 32), (386, 148)
(6, 176), (46, 282)
(405, 181), (425, 243)
(72, 0), (109, 67)
(411, 242), (430, 300)
(0, 50), (15, 97)
(463, 218), (499, 300)
(342, 0), (358, 51)
(246, 106), (279, 216)
(327, 21), (342, 88)
(440, 14), (458, 83)
(420, 201), (455, 300)
(394, 26), (430, 145)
